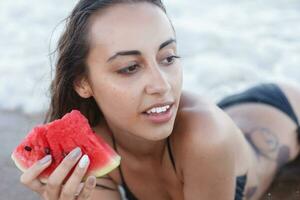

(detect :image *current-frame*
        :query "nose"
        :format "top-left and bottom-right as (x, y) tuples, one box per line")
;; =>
(144, 62), (171, 95)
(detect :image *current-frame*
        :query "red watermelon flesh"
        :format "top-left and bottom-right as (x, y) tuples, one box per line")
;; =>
(11, 110), (120, 181)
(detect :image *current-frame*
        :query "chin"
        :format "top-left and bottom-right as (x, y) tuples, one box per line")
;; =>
(144, 123), (175, 141)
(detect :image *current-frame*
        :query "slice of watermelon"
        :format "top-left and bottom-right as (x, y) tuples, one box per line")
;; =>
(11, 110), (120, 181)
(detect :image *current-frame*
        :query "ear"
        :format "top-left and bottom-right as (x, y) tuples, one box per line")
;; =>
(73, 76), (93, 99)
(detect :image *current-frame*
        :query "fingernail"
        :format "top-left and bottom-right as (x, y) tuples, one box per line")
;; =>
(87, 176), (96, 187)
(39, 155), (51, 165)
(79, 154), (89, 168)
(69, 147), (81, 159)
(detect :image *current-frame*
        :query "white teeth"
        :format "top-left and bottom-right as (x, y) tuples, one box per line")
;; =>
(146, 105), (170, 114)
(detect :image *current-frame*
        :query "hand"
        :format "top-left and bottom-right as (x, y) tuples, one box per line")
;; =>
(20, 147), (97, 200)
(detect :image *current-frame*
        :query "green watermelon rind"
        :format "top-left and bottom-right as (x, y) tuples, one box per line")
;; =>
(11, 153), (27, 172)
(91, 155), (121, 178)
(11, 151), (121, 180)
(11, 110), (122, 181)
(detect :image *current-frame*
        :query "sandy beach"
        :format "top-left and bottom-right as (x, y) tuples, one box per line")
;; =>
(0, 110), (44, 200)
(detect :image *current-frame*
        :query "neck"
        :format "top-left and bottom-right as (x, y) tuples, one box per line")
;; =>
(98, 119), (167, 162)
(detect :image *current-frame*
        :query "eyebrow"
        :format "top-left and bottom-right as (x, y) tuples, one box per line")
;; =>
(107, 38), (176, 62)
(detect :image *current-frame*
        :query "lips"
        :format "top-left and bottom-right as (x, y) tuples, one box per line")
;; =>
(142, 102), (174, 114)
(142, 103), (174, 123)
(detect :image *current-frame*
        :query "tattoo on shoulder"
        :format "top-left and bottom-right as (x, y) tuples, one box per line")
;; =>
(244, 127), (290, 167)
(245, 127), (279, 160)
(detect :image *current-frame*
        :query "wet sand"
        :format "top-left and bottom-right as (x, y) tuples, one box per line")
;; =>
(262, 156), (300, 200)
(1, 109), (300, 200)
(0, 110), (43, 200)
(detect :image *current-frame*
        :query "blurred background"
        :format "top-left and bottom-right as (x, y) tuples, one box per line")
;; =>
(0, 0), (299, 199)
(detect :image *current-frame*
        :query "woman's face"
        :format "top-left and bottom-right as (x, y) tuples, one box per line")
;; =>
(81, 2), (182, 141)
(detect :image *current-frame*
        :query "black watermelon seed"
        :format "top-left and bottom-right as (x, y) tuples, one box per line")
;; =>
(44, 147), (51, 155)
(24, 146), (32, 151)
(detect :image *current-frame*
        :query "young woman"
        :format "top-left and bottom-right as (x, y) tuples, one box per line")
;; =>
(19, 0), (300, 199)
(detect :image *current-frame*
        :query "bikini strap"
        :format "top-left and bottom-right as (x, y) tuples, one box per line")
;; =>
(274, 84), (300, 141)
(112, 134), (177, 177)
(111, 134), (139, 200)
(111, 132), (117, 149)
(167, 136), (177, 173)
(273, 84), (300, 126)
(111, 134), (126, 185)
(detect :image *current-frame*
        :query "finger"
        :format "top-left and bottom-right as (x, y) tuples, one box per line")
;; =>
(20, 155), (52, 193)
(77, 176), (96, 200)
(60, 155), (90, 200)
(74, 183), (85, 197)
(46, 147), (82, 200)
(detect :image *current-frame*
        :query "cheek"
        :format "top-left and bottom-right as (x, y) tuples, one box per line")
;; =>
(168, 64), (183, 91)
(93, 82), (140, 120)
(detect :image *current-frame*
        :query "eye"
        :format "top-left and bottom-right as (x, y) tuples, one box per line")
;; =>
(161, 55), (181, 65)
(117, 64), (140, 75)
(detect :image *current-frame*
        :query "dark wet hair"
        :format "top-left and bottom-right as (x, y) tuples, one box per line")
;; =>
(44, 0), (168, 126)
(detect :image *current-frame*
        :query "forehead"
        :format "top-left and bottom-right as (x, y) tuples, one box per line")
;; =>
(87, 2), (175, 52)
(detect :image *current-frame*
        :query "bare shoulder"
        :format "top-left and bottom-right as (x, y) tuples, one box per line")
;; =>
(175, 90), (238, 145)
(174, 90), (239, 168)
(172, 91), (238, 198)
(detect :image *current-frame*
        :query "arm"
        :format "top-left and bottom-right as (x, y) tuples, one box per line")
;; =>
(90, 176), (121, 200)
(179, 106), (237, 200)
